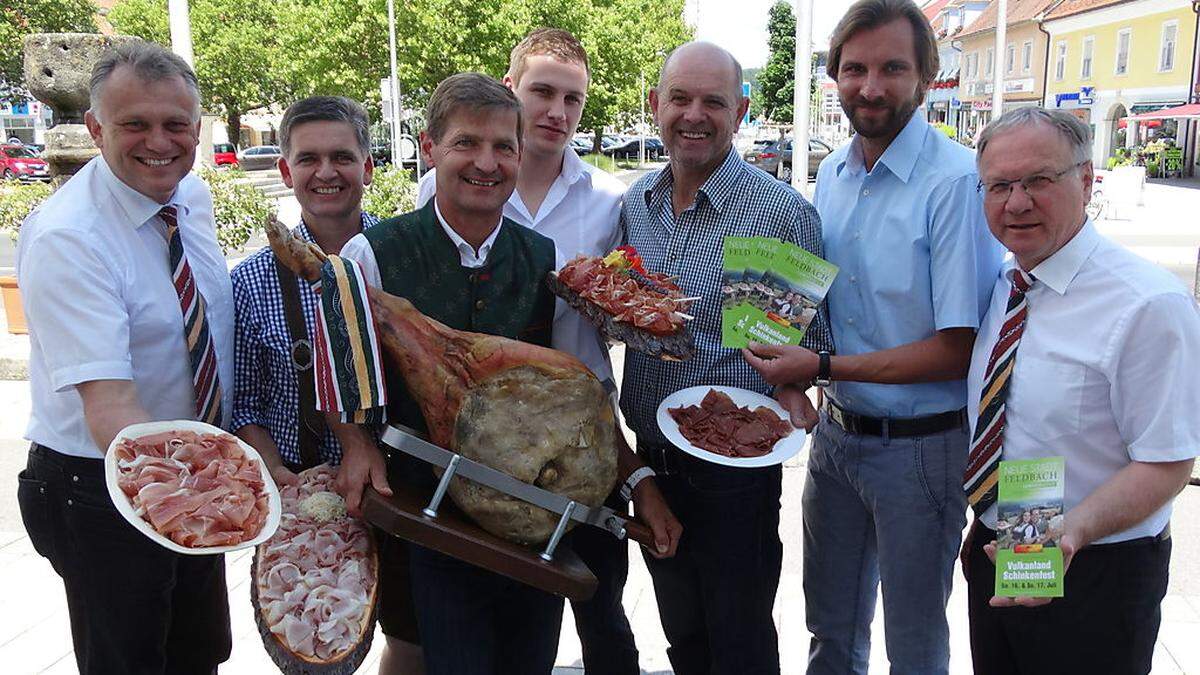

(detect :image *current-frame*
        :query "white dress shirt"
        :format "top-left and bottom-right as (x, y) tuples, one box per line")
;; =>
(969, 221), (1200, 543)
(17, 156), (235, 458)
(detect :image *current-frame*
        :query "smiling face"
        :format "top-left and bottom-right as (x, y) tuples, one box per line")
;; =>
(84, 65), (200, 204)
(979, 123), (1092, 271)
(651, 44), (748, 180)
(279, 120), (373, 227)
(506, 54), (588, 160)
(422, 107), (521, 224)
(835, 18), (927, 143)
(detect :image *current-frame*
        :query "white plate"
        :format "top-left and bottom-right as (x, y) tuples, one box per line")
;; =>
(656, 385), (806, 468)
(105, 420), (282, 555)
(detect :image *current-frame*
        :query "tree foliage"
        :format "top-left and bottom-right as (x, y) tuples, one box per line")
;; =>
(756, 1), (795, 124)
(0, 0), (97, 104)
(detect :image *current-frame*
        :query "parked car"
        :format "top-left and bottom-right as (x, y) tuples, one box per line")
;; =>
(602, 135), (665, 160)
(569, 136), (592, 155)
(213, 143), (239, 167)
(743, 137), (832, 181)
(236, 145), (282, 171)
(370, 134), (419, 166)
(0, 144), (50, 182)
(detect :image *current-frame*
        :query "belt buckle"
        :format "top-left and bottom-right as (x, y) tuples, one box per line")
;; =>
(826, 402), (847, 431)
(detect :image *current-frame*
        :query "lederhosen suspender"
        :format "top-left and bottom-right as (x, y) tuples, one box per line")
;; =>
(273, 256), (325, 470)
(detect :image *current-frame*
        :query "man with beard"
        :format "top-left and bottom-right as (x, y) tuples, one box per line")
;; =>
(621, 41), (833, 674)
(742, 1), (1002, 673)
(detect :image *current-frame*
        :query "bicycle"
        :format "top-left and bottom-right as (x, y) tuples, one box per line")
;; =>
(1085, 174), (1108, 221)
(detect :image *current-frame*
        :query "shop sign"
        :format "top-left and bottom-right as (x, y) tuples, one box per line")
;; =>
(1003, 78), (1035, 94)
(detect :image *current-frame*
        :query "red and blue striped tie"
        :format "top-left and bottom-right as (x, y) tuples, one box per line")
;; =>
(160, 206), (223, 426)
(964, 268), (1034, 514)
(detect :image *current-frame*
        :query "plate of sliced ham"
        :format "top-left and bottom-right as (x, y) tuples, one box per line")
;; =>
(105, 420), (282, 555)
(656, 386), (805, 468)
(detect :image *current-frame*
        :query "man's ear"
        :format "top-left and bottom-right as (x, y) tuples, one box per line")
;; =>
(419, 131), (436, 168)
(361, 153), (374, 187)
(84, 110), (103, 148)
(648, 88), (661, 126)
(278, 155), (294, 189)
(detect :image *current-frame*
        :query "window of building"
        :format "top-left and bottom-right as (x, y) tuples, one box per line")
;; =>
(1160, 21), (1178, 71)
(1115, 28), (1131, 75)
(1006, 43), (1015, 75)
(986, 47), (994, 76)
(1054, 41), (1067, 81)
(1022, 40), (1033, 74)
(1081, 36), (1094, 79)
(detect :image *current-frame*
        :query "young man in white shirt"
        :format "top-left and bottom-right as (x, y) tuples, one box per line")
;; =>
(16, 42), (234, 674)
(416, 29), (645, 675)
(965, 107), (1200, 674)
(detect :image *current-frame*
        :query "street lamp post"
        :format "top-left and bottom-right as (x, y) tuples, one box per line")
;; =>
(791, 0), (813, 194)
(386, 0), (405, 172)
(992, 0), (1007, 120)
(640, 70), (646, 168)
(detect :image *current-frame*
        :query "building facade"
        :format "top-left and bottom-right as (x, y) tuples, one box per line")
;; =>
(925, 0), (991, 139)
(1043, 0), (1199, 164)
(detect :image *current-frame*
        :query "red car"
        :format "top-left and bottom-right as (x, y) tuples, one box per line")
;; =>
(0, 145), (49, 182)
(213, 143), (239, 167)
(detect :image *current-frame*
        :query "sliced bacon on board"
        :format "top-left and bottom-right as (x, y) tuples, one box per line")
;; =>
(668, 389), (793, 458)
(556, 255), (691, 336)
(114, 430), (269, 547)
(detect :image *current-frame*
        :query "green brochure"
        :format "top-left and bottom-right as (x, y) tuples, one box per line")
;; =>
(994, 457), (1066, 598)
(729, 241), (839, 347)
(745, 236), (782, 312)
(721, 237), (756, 347)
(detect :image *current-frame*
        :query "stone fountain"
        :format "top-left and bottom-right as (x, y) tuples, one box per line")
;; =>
(23, 33), (137, 182)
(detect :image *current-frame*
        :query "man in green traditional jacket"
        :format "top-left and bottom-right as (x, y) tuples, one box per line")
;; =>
(331, 72), (680, 675)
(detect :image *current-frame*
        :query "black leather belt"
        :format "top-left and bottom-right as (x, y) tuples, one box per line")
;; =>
(824, 399), (965, 438)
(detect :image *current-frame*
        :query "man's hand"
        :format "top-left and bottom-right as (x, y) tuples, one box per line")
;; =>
(982, 533), (1078, 607)
(632, 478), (682, 559)
(334, 444), (392, 518)
(774, 383), (819, 431)
(268, 463), (300, 487)
(741, 343), (819, 386)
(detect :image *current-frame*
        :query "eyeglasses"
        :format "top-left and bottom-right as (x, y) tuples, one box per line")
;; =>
(977, 161), (1088, 202)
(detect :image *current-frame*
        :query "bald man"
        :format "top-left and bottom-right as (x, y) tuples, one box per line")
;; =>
(617, 41), (833, 675)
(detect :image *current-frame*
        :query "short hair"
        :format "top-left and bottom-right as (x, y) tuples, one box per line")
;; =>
(977, 107), (1093, 167)
(658, 42), (744, 104)
(508, 28), (590, 85)
(827, 0), (939, 85)
(279, 96), (371, 157)
(89, 41), (200, 121)
(425, 73), (524, 146)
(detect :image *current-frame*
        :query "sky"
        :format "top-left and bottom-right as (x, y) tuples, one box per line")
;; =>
(685, 0), (861, 68)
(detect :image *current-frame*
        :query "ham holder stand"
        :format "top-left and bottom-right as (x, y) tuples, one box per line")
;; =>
(363, 424), (655, 601)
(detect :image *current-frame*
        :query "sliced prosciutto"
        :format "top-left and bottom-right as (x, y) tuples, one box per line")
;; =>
(251, 465), (378, 671)
(114, 430), (270, 547)
(668, 389), (793, 458)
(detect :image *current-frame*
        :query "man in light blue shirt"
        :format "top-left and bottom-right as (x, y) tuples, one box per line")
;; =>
(743, 1), (1002, 673)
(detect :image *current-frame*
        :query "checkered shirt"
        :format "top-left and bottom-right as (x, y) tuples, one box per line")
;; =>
(230, 213), (379, 466)
(619, 148), (834, 447)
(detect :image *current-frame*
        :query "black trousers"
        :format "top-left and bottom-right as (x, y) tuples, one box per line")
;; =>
(564, 491), (640, 675)
(966, 519), (1170, 675)
(16, 444), (231, 675)
(639, 443), (783, 675)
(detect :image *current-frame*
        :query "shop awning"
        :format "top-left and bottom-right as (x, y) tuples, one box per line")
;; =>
(1127, 103), (1200, 121)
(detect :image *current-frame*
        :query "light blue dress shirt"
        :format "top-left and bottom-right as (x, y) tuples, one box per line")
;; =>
(814, 113), (1003, 418)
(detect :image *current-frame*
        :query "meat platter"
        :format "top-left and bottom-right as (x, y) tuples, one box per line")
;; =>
(104, 420), (282, 555)
(655, 386), (806, 468)
(251, 465), (378, 674)
(547, 247), (696, 361)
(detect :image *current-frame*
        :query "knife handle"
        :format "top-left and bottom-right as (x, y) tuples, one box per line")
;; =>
(623, 519), (657, 548)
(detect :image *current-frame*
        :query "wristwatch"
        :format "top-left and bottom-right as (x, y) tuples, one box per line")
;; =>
(620, 466), (657, 502)
(814, 350), (832, 387)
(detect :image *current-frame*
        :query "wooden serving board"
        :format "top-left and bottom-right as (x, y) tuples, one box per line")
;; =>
(362, 486), (598, 602)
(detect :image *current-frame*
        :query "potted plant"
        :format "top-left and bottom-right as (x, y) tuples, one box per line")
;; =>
(0, 179), (53, 334)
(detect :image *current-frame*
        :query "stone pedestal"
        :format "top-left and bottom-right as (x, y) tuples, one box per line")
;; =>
(22, 33), (138, 181)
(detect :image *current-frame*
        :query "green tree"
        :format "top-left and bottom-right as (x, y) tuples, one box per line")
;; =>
(0, 0), (97, 104)
(756, 0), (794, 124)
(109, 0), (284, 147)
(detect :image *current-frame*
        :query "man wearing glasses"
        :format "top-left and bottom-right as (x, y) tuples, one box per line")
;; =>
(741, 1), (1002, 672)
(965, 107), (1200, 674)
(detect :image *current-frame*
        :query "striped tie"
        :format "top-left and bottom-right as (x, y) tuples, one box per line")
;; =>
(964, 268), (1034, 514)
(160, 206), (223, 426)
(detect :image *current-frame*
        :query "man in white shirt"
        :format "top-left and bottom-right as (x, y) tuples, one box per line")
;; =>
(416, 29), (645, 674)
(964, 107), (1200, 674)
(15, 42), (234, 674)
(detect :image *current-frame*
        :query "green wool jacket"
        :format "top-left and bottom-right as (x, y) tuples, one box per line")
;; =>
(363, 200), (557, 433)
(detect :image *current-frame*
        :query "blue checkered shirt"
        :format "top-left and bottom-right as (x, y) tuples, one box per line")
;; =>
(619, 148), (834, 447)
(230, 213), (379, 466)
